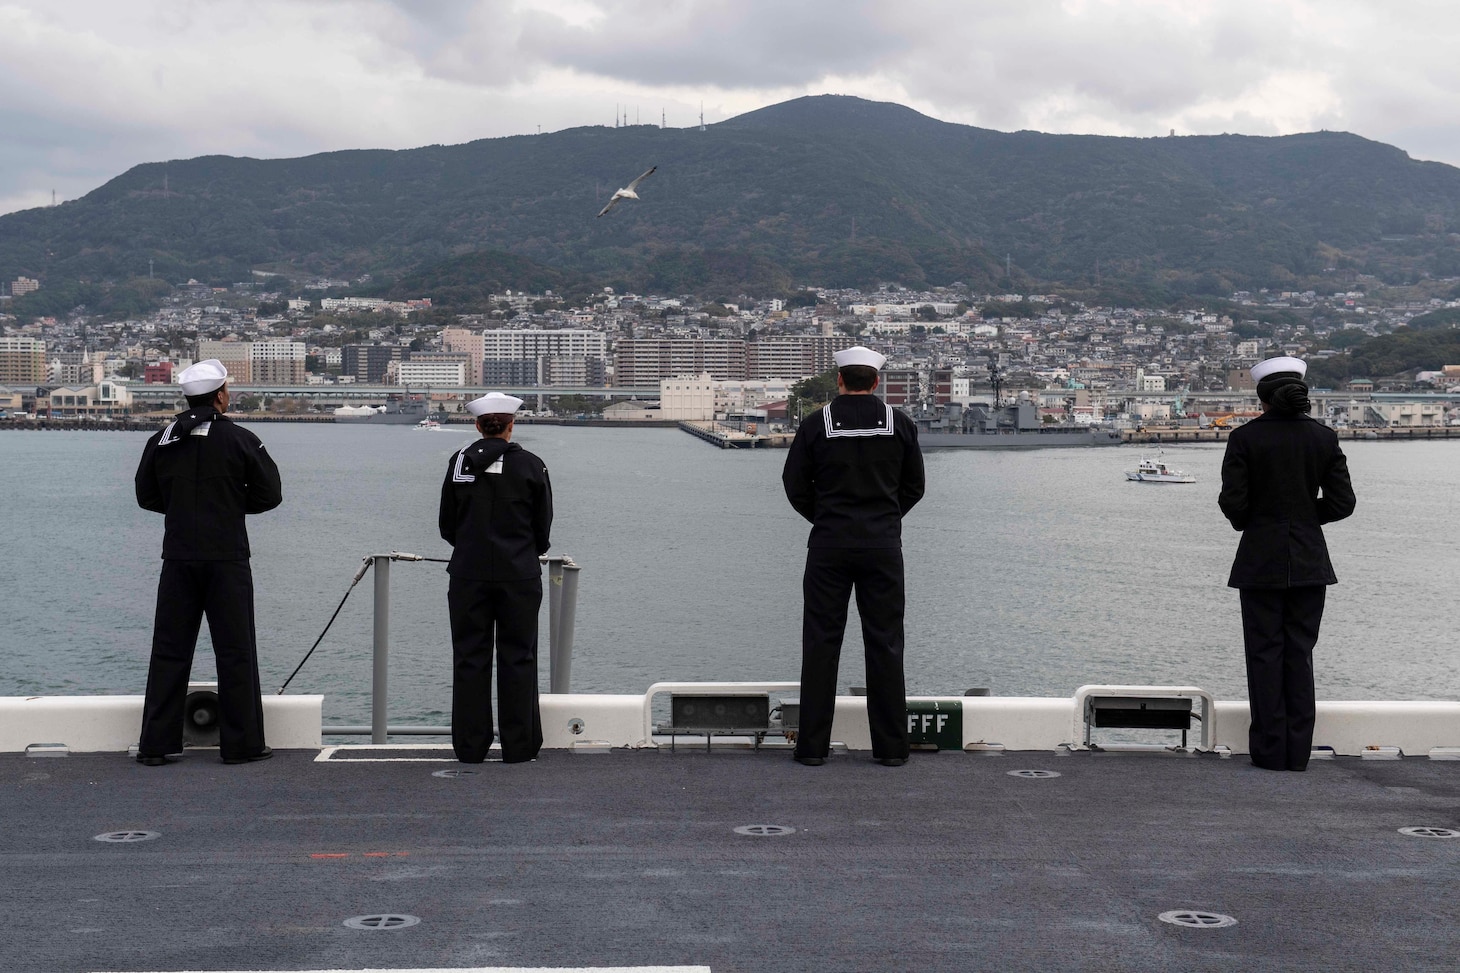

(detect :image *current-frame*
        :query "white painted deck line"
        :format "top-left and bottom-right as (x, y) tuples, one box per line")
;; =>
(98, 967), (712, 973)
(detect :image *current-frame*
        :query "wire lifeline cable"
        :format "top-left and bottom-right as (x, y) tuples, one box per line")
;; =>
(275, 552), (451, 695)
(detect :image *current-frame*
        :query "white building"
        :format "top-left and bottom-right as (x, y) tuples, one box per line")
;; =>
(659, 373), (716, 420)
(481, 329), (609, 359)
(398, 360), (467, 386)
(251, 339), (306, 384)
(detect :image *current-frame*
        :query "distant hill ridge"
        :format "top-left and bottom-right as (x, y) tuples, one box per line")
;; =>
(4, 94), (1460, 299)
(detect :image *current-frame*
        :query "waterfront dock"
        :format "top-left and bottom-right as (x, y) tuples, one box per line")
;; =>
(1124, 425), (1460, 444)
(679, 419), (787, 448)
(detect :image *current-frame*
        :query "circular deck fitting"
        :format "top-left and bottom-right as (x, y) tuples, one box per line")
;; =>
(1006, 769), (1062, 779)
(1398, 826), (1460, 839)
(568, 718), (585, 735)
(343, 914), (420, 930)
(93, 831), (160, 843)
(431, 769), (477, 779)
(734, 824), (795, 837)
(1158, 910), (1237, 929)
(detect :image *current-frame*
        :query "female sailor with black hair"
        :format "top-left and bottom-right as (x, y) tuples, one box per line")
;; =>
(1218, 357), (1356, 771)
(439, 393), (553, 763)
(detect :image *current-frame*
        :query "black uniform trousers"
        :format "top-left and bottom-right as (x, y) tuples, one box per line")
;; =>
(448, 576), (544, 763)
(795, 547), (910, 761)
(1240, 586), (1326, 771)
(139, 559), (266, 760)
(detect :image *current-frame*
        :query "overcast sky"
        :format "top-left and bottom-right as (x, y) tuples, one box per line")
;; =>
(3, 0), (1459, 217)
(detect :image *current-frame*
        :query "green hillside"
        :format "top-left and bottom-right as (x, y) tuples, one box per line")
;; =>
(5, 95), (1460, 297)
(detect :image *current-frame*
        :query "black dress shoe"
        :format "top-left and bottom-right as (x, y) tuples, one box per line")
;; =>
(221, 746), (273, 765)
(876, 757), (907, 767)
(793, 755), (825, 767)
(136, 754), (176, 767)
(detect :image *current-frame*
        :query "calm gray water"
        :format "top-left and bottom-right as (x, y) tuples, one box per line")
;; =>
(1, 425), (1456, 727)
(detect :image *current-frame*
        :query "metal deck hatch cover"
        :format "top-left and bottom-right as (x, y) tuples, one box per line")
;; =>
(1398, 826), (1460, 838)
(431, 768), (477, 778)
(93, 831), (160, 843)
(734, 824), (795, 836)
(1007, 769), (1062, 778)
(343, 913), (420, 929)
(1158, 910), (1237, 928)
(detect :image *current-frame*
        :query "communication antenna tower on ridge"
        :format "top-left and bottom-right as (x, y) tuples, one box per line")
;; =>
(699, 102), (706, 132)
(615, 104), (619, 128)
(51, 189), (56, 206)
(661, 108), (665, 129)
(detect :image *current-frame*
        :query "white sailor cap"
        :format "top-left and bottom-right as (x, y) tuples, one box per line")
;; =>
(1250, 356), (1307, 382)
(466, 392), (525, 416)
(834, 345), (887, 370)
(178, 359), (228, 396)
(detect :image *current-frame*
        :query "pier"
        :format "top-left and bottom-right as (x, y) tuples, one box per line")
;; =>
(679, 420), (782, 448)
(1124, 425), (1460, 444)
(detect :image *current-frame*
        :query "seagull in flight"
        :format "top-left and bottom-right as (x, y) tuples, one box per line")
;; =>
(597, 166), (657, 217)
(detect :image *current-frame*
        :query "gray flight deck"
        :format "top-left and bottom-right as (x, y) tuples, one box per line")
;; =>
(4, 747), (1458, 973)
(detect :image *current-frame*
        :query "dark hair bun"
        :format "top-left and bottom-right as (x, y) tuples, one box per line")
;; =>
(477, 413), (514, 436)
(1269, 382), (1311, 415)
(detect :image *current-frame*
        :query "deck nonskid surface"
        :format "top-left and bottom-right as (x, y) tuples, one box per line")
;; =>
(4, 749), (1458, 973)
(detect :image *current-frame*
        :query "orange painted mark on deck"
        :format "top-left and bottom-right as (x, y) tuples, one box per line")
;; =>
(310, 853), (350, 859)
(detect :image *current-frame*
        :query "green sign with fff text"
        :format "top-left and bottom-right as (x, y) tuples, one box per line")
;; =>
(906, 699), (962, 750)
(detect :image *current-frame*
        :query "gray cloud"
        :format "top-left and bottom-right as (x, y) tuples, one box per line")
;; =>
(2, 0), (1460, 219)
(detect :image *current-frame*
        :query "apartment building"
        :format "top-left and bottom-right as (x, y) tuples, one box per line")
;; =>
(342, 344), (403, 384)
(398, 359), (467, 386)
(746, 334), (855, 379)
(0, 336), (47, 384)
(614, 338), (747, 385)
(480, 329), (609, 359)
(196, 340), (253, 384)
(440, 329), (486, 384)
(250, 339), (306, 385)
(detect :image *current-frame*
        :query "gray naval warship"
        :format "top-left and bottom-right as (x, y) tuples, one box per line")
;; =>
(913, 365), (1122, 448)
(334, 393), (444, 424)
(914, 393), (1123, 448)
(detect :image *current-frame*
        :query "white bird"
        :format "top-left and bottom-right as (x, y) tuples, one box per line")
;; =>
(596, 166), (657, 217)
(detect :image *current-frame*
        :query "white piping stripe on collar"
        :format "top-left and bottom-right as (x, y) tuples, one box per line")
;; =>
(824, 402), (896, 438)
(157, 420), (181, 446)
(452, 448), (476, 483)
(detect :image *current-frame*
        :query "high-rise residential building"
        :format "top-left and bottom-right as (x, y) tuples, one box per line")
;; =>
(341, 344), (403, 383)
(440, 329), (485, 385)
(746, 334), (855, 379)
(480, 329), (608, 359)
(398, 359), (467, 387)
(540, 355), (606, 387)
(250, 339), (306, 385)
(0, 336), (47, 384)
(613, 338), (747, 386)
(404, 351), (472, 386)
(195, 340), (253, 384)
(10, 277), (39, 297)
(482, 359), (540, 386)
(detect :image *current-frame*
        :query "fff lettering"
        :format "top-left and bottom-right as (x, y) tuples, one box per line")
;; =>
(908, 712), (951, 734)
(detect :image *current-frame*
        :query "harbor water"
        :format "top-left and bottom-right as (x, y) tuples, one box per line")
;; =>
(1, 425), (1456, 728)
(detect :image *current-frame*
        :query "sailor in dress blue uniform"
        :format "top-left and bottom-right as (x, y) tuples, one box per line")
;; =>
(782, 346), (926, 766)
(439, 393), (553, 763)
(134, 359), (283, 766)
(1219, 356), (1356, 771)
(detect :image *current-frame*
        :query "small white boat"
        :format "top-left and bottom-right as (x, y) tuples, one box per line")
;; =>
(1125, 455), (1196, 483)
(412, 418), (443, 432)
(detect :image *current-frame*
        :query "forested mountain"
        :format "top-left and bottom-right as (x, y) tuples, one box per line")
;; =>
(5, 95), (1460, 299)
